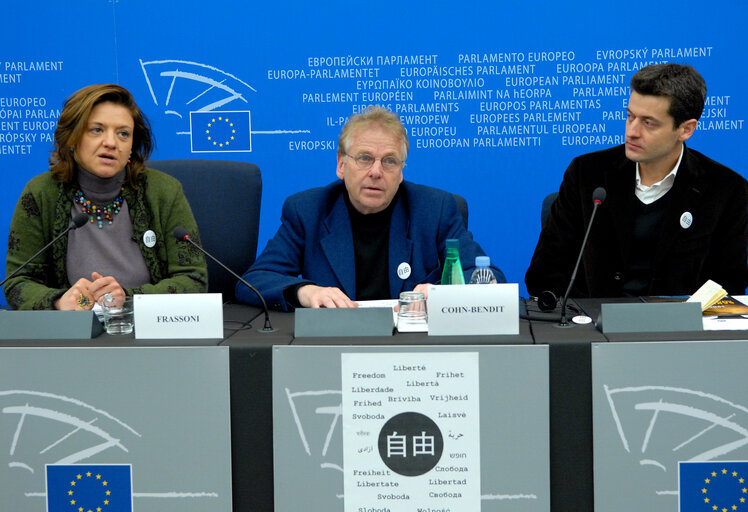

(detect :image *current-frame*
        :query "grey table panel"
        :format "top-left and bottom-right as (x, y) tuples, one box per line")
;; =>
(592, 340), (748, 511)
(0, 346), (233, 512)
(273, 344), (550, 512)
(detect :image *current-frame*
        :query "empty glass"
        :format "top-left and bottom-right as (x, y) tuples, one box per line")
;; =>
(100, 294), (134, 335)
(397, 291), (427, 331)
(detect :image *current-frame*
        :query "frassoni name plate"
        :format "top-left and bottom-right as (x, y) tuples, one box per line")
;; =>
(427, 284), (519, 335)
(134, 293), (223, 339)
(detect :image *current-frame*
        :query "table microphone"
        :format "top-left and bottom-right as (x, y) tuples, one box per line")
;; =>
(555, 186), (606, 327)
(0, 211), (89, 290)
(173, 226), (276, 333)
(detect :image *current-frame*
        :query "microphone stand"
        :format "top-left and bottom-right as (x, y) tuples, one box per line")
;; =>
(555, 199), (602, 328)
(0, 213), (89, 290)
(179, 235), (276, 333)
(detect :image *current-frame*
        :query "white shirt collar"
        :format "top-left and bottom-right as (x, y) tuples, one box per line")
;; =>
(634, 145), (684, 205)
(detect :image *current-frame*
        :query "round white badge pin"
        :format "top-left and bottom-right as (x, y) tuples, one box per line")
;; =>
(680, 212), (693, 229)
(397, 262), (411, 280)
(143, 230), (157, 248)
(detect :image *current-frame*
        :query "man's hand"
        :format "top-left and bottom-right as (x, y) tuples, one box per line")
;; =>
(297, 284), (358, 308)
(393, 283), (433, 312)
(413, 283), (434, 299)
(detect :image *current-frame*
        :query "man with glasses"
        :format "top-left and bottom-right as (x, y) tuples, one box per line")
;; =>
(238, 106), (503, 310)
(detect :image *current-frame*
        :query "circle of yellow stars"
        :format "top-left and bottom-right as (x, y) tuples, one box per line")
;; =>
(67, 471), (112, 512)
(205, 116), (236, 148)
(701, 467), (747, 511)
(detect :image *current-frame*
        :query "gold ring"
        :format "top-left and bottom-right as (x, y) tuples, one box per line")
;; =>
(76, 294), (92, 309)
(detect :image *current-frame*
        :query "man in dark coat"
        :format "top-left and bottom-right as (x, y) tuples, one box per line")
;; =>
(526, 64), (748, 298)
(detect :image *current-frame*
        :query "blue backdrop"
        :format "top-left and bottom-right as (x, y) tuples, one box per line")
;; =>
(2, 0), (746, 304)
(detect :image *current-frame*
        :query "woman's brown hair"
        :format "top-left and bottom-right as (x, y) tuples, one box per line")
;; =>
(50, 84), (153, 187)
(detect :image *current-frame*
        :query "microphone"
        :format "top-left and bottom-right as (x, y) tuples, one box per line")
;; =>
(555, 186), (606, 328)
(0, 212), (89, 290)
(173, 226), (275, 333)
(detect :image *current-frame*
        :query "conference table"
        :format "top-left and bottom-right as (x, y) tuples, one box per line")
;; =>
(207, 301), (748, 511)
(2, 300), (747, 512)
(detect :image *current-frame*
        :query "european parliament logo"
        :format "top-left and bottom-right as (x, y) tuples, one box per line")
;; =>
(679, 461), (748, 512)
(46, 464), (132, 512)
(190, 111), (252, 152)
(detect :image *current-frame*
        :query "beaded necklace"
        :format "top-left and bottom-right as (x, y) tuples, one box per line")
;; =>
(74, 187), (125, 228)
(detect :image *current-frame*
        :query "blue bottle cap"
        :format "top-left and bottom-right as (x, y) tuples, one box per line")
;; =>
(475, 255), (490, 267)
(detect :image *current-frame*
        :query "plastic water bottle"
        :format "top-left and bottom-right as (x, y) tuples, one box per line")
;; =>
(441, 239), (465, 285)
(469, 256), (497, 284)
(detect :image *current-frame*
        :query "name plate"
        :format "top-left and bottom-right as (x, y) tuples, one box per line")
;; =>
(294, 307), (394, 337)
(134, 293), (223, 339)
(598, 302), (703, 333)
(0, 310), (103, 339)
(427, 283), (519, 335)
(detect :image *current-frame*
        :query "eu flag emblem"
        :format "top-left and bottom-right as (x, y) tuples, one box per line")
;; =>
(190, 110), (252, 152)
(46, 464), (132, 512)
(679, 461), (748, 511)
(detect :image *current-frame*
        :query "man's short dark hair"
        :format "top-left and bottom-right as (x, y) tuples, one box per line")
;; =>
(630, 64), (707, 127)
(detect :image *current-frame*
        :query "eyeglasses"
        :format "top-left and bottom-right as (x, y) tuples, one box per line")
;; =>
(345, 153), (405, 172)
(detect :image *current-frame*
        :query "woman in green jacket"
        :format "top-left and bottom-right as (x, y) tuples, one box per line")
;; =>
(5, 84), (207, 310)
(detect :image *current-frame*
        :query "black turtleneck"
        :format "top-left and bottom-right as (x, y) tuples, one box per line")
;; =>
(344, 188), (401, 300)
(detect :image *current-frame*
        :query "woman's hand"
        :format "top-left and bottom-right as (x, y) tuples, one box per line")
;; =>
(89, 271), (126, 304)
(54, 278), (95, 310)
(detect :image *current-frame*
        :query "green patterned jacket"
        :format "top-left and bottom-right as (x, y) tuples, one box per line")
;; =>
(5, 168), (208, 309)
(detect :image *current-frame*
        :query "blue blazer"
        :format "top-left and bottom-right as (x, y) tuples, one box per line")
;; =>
(237, 180), (504, 310)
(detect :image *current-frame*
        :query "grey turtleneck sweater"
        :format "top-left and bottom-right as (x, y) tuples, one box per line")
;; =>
(66, 167), (151, 288)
